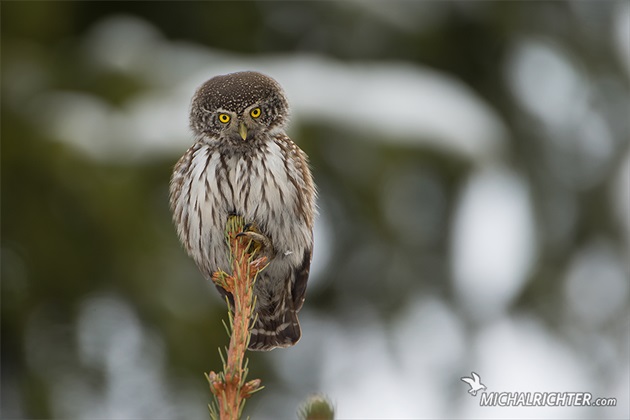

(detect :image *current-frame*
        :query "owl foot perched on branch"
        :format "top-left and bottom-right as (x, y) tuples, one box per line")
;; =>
(236, 222), (276, 260)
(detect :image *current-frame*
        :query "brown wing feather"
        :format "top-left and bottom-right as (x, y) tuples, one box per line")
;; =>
(292, 248), (312, 312)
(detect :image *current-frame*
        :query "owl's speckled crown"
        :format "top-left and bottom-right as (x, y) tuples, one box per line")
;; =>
(193, 71), (286, 113)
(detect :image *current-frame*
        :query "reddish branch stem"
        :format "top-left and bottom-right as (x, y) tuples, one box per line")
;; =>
(207, 217), (265, 420)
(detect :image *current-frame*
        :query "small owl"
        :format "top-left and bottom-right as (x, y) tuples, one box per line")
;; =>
(169, 71), (316, 351)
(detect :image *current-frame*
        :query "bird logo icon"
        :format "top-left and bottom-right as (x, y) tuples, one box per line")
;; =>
(461, 372), (487, 396)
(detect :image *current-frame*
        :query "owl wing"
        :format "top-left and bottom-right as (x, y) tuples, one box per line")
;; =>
(290, 141), (315, 313)
(291, 248), (312, 312)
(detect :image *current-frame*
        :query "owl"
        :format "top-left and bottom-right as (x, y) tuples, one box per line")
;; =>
(169, 71), (316, 351)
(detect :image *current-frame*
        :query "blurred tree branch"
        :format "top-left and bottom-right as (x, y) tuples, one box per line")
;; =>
(206, 215), (267, 420)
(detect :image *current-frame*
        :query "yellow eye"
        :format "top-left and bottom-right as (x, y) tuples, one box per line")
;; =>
(218, 113), (231, 123)
(250, 107), (261, 118)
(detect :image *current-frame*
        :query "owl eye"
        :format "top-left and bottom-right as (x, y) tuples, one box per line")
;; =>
(218, 113), (231, 124)
(250, 107), (262, 118)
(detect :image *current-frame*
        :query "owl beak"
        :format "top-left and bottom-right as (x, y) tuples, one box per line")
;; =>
(238, 122), (248, 140)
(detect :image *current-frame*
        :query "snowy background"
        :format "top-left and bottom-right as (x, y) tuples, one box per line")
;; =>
(2, 2), (629, 419)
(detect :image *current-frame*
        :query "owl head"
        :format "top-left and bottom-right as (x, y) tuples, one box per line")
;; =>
(190, 71), (289, 145)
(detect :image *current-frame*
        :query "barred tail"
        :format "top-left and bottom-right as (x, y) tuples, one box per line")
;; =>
(248, 306), (301, 351)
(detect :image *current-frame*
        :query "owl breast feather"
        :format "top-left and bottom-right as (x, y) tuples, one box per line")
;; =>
(176, 137), (311, 278)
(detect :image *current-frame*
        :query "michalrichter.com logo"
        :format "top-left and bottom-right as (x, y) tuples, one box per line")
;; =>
(461, 372), (486, 396)
(460, 372), (618, 408)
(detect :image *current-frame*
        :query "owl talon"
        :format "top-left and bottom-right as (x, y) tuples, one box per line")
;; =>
(236, 231), (275, 259)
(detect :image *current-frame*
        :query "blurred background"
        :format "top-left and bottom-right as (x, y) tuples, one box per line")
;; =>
(2, 1), (629, 419)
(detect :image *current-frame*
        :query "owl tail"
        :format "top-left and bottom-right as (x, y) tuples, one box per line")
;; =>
(248, 304), (302, 351)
